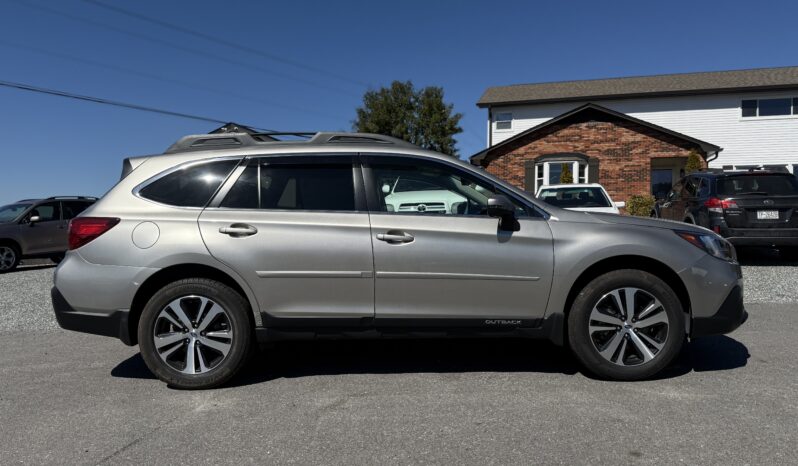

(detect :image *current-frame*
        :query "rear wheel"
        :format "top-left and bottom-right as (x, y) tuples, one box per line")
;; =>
(568, 270), (685, 380)
(0, 245), (20, 273)
(138, 278), (253, 389)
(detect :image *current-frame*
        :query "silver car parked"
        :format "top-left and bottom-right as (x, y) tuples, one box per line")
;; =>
(52, 132), (747, 388)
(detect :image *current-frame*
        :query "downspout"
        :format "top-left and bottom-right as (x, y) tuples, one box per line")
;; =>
(706, 147), (722, 164)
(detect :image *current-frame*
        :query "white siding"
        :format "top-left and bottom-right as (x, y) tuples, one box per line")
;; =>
(489, 91), (798, 170)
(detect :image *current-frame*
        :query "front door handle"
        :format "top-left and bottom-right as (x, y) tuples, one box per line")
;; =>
(219, 224), (258, 237)
(376, 231), (414, 244)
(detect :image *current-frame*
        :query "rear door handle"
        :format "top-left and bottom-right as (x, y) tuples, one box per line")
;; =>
(376, 232), (414, 244)
(219, 224), (258, 237)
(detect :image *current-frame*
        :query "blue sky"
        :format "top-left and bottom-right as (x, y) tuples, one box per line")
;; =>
(1, 0), (797, 204)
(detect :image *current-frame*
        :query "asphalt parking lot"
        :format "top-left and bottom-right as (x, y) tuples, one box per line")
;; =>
(1, 251), (797, 464)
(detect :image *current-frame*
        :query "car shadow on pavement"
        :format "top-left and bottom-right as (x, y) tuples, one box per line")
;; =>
(111, 334), (750, 388)
(5, 264), (56, 274)
(737, 246), (797, 266)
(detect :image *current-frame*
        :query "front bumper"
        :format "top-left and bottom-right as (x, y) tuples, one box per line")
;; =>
(51, 287), (133, 345)
(691, 285), (748, 337)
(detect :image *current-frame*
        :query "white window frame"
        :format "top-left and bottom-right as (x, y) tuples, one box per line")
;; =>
(495, 112), (513, 131)
(740, 96), (798, 120)
(533, 160), (589, 193)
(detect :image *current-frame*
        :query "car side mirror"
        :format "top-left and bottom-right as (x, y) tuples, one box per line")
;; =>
(487, 195), (520, 232)
(381, 184), (391, 194)
(614, 201), (626, 209)
(28, 215), (40, 225)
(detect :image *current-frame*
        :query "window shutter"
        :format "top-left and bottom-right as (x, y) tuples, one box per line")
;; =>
(588, 158), (600, 183)
(524, 161), (536, 192)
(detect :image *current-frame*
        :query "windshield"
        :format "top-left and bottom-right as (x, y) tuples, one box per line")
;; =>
(0, 203), (31, 222)
(537, 187), (612, 208)
(716, 175), (798, 196)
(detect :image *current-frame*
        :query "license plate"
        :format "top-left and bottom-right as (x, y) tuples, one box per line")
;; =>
(757, 210), (779, 220)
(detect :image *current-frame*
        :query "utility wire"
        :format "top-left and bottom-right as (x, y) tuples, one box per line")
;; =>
(13, 0), (361, 98)
(0, 40), (348, 121)
(83, 0), (370, 88)
(0, 79), (274, 131)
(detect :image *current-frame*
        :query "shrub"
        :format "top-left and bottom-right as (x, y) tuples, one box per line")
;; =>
(626, 194), (655, 217)
(684, 149), (703, 174)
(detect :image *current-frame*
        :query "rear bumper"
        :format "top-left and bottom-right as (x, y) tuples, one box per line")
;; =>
(691, 285), (748, 337)
(721, 228), (798, 246)
(51, 287), (133, 345)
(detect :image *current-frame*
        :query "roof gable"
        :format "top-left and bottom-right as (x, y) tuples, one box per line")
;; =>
(478, 66), (798, 107)
(470, 103), (721, 164)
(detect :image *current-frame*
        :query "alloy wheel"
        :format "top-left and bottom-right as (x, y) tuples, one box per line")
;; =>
(0, 247), (16, 271)
(153, 295), (234, 375)
(588, 287), (670, 366)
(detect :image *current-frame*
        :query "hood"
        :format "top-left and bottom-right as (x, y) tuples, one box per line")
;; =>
(584, 211), (710, 233)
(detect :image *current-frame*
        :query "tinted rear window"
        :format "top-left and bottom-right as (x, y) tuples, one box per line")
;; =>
(716, 175), (798, 196)
(139, 160), (238, 207)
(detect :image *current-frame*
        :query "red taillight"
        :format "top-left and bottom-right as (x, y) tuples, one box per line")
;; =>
(68, 217), (120, 250)
(704, 197), (737, 213)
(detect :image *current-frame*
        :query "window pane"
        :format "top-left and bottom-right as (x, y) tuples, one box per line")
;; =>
(548, 163), (562, 185)
(62, 201), (91, 220)
(260, 164), (355, 211)
(651, 169), (672, 199)
(221, 165), (258, 209)
(495, 112), (512, 130)
(793, 98), (798, 115)
(140, 160), (238, 207)
(741, 99), (757, 117)
(30, 202), (60, 221)
(758, 98), (791, 116)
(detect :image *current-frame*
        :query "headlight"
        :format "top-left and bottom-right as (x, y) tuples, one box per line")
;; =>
(676, 230), (737, 262)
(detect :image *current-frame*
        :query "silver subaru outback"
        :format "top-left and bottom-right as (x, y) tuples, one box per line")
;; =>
(52, 131), (747, 388)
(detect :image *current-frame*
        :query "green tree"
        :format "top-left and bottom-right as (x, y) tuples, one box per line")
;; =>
(354, 81), (463, 156)
(684, 149), (704, 174)
(559, 164), (573, 183)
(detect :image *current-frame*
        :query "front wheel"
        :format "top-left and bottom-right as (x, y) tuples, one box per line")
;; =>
(138, 278), (253, 389)
(568, 270), (685, 381)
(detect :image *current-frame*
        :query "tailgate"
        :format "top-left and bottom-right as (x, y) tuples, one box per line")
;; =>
(725, 195), (798, 228)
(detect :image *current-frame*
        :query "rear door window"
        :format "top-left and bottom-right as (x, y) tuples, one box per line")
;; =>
(139, 160), (239, 207)
(716, 175), (798, 196)
(62, 201), (92, 220)
(221, 159), (357, 211)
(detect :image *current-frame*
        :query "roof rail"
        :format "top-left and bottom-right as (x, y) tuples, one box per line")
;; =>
(46, 196), (98, 200)
(164, 131), (420, 154)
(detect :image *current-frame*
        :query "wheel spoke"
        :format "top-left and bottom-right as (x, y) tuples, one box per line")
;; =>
(637, 331), (664, 352)
(589, 311), (623, 327)
(628, 331), (655, 362)
(154, 332), (185, 349)
(158, 340), (183, 359)
(615, 337), (630, 365)
(184, 340), (197, 374)
(197, 303), (224, 332)
(199, 336), (231, 356)
(166, 298), (194, 330)
(624, 288), (637, 320)
(205, 330), (233, 339)
(638, 299), (662, 321)
(598, 331), (624, 360)
(635, 311), (668, 328)
(196, 345), (209, 372)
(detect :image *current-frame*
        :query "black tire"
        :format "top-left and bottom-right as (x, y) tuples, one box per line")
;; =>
(138, 278), (253, 389)
(0, 243), (20, 273)
(568, 269), (685, 381)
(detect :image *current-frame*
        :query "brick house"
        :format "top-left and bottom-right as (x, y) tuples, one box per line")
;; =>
(471, 103), (718, 202)
(471, 66), (798, 201)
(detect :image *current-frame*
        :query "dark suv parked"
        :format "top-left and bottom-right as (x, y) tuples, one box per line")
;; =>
(654, 170), (798, 257)
(0, 196), (97, 272)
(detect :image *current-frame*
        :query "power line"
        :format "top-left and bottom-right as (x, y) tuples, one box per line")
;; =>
(0, 40), (348, 121)
(0, 79), (274, 130)
(13, 0), (362, 99)
(83, 0), (370, 88)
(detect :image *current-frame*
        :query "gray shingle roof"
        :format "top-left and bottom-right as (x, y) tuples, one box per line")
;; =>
(477, 66), (798, 107)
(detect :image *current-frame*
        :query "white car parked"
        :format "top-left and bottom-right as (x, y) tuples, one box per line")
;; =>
(536, 183), (625, 214)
